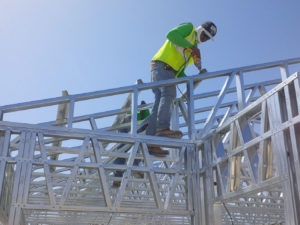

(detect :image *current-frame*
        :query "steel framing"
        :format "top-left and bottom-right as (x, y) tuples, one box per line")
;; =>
(0, 57), (300, 224)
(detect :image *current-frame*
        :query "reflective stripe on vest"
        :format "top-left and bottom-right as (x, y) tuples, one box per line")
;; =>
(152, 26), (196, 73)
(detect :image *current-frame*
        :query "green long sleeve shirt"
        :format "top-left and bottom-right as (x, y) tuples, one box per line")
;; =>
(166, 23), (196, 77)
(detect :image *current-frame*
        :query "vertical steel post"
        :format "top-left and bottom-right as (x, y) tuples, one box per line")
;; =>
(0, 130), (10, 224)
(21, 133), (36, 208)
(131, 87), (138, 136)
(191, 144), (201, 225)
(171, 101), (180, 131)
(187, 79), (195, 140)
(8, 132), (26, 225)
(291, 75), (300, 215)
(280, 62), (290, 80)
(198, 143), (207, 225)
(235, 70), (246, 111)
(203, 140), (215, 225)
(67, 98), (75, 128)
(0, 130), (10, 197)
(268, 93), (299, 225)
(185, 145), (193, 214)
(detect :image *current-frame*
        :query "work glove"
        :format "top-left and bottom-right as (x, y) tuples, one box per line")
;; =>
(199, 68), (207, 74)
(193, 68), (207, 87)
(194, 60), (202, 71)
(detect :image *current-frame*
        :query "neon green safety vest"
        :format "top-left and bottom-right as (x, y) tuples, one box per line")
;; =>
(152, 26), (196, 77)
(127, 109), (150, 123)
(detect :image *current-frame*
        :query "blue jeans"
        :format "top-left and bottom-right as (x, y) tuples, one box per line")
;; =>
(114, 143), (140, 177)
(146, 61), (176, 136)
(114, 157), (140, 177)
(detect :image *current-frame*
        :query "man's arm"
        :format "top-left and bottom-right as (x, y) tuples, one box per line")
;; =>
(166, 23), (195, 48)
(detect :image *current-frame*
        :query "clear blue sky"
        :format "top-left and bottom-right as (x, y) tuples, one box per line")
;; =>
(0, 0), (300, 124)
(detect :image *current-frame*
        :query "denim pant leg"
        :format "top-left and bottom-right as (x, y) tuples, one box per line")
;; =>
(114, 157), (126, 177)
(152, 63), (176, 131)
(145, 88), (161, 136)
(145, 62), (176, 135)
(114, 142), (141, 177)
(114, 158), (140, 177)
(156, 84), (176, 131)
(113, 143), (126, 177)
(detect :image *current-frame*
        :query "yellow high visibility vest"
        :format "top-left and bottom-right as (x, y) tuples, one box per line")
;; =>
(152, 26), (196, 76)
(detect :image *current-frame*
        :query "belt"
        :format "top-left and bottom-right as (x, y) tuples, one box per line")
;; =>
(151, 61), (177, 73)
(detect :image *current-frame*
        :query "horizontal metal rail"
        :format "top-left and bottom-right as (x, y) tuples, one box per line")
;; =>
(1, 58), (299, 114)
(0, 57), (299, 140)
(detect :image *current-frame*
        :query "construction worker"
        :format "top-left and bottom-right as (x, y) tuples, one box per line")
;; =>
(113, 101), (154, 187)
(146, 21), (217, 140)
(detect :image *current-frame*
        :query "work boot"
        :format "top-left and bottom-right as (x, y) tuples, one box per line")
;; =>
(155, 129), (183, 139)
(112, 180), (121, 188)
(148, 146), (169, 156)
(132, 171), (144, 179)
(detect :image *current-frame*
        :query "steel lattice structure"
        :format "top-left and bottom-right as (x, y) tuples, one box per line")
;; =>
(0, 57), (300, 224)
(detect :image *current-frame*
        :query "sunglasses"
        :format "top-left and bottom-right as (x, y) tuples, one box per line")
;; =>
(202, 28), (214, 41)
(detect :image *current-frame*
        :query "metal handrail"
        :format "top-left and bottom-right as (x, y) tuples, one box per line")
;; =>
(1, 57), (299, 113)
(0, 57), (299, 140)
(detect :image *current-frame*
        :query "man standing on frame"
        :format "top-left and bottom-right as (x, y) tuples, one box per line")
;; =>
(146, 21), (217, 147)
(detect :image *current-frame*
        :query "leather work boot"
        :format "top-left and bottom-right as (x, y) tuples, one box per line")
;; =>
(148, 146), (169, 156)
(132, 171), (144, 179)
(155, 129), (183, 139)
(112, 180), (121, 188)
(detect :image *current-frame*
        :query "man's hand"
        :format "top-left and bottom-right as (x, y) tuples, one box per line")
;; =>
(199, 68), (207, 74)
(194, 60), (202, 71)
(193, 68), (207, 87)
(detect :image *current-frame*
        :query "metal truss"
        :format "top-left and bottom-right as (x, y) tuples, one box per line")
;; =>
(198, 73), (300, 224)
(0, 57), (300, 224)
(0, 124), (195, 224)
